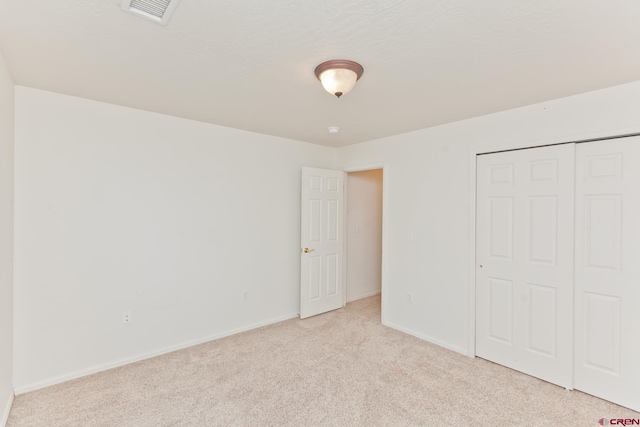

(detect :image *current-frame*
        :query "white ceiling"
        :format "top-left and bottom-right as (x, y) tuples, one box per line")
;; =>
(0, 0), (639, 147)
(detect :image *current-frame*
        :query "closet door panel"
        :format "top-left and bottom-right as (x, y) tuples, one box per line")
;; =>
(575, 138), (640, 412)
(476, 144), (574, 388)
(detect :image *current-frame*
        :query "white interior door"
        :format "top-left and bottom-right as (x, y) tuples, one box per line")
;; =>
(476, 144), (575, 388)
(300, 167), (345, 319)
(574, 138), (640, 411)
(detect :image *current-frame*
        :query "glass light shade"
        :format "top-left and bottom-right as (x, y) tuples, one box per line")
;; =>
(319, 68), (358, 97)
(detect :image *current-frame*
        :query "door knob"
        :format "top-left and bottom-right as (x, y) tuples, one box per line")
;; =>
(303, 248), (315, 253)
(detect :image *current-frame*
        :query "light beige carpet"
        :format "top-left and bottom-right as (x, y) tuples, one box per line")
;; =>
(8, 295), (640, 426)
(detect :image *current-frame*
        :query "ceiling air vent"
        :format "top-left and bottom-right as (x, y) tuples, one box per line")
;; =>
(121, 0), (181, 25)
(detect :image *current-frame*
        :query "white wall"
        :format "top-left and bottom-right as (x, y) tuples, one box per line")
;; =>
(346, 169), (382, 302)
(337, 80), (640, 354)
(13, 87), (335, 392)
(0, 50), (15, 425)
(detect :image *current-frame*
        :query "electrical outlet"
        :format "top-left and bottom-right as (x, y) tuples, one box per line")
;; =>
(243, 290), (249, 301)
(122, 311), (131, 325)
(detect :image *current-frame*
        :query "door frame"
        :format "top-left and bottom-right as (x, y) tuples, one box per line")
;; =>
(466, 129), (640, 358)
(342, 164), (387, 324)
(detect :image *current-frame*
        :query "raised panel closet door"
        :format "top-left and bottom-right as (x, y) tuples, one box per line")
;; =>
(476, 144), (575, 388)
(574, 138), (640, 411)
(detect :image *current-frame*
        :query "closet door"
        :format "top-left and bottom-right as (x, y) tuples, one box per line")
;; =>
(476, 144), (575, 388)
(574, 138), (640, 411)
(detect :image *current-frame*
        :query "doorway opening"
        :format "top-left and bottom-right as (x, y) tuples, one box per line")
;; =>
(345, 169), (383, 317)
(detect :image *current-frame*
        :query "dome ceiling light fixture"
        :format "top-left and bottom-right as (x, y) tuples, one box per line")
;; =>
(314, 60), (364, 98)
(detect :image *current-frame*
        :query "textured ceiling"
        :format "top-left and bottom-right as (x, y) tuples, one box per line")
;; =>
(1, 0), (639, 147)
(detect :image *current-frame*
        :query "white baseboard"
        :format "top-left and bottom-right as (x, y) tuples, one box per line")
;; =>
(347, 290), (381, 303)
(14, 312), (299, 395)
(1, 391), (13, 427)
(383, 321), (468, 356)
